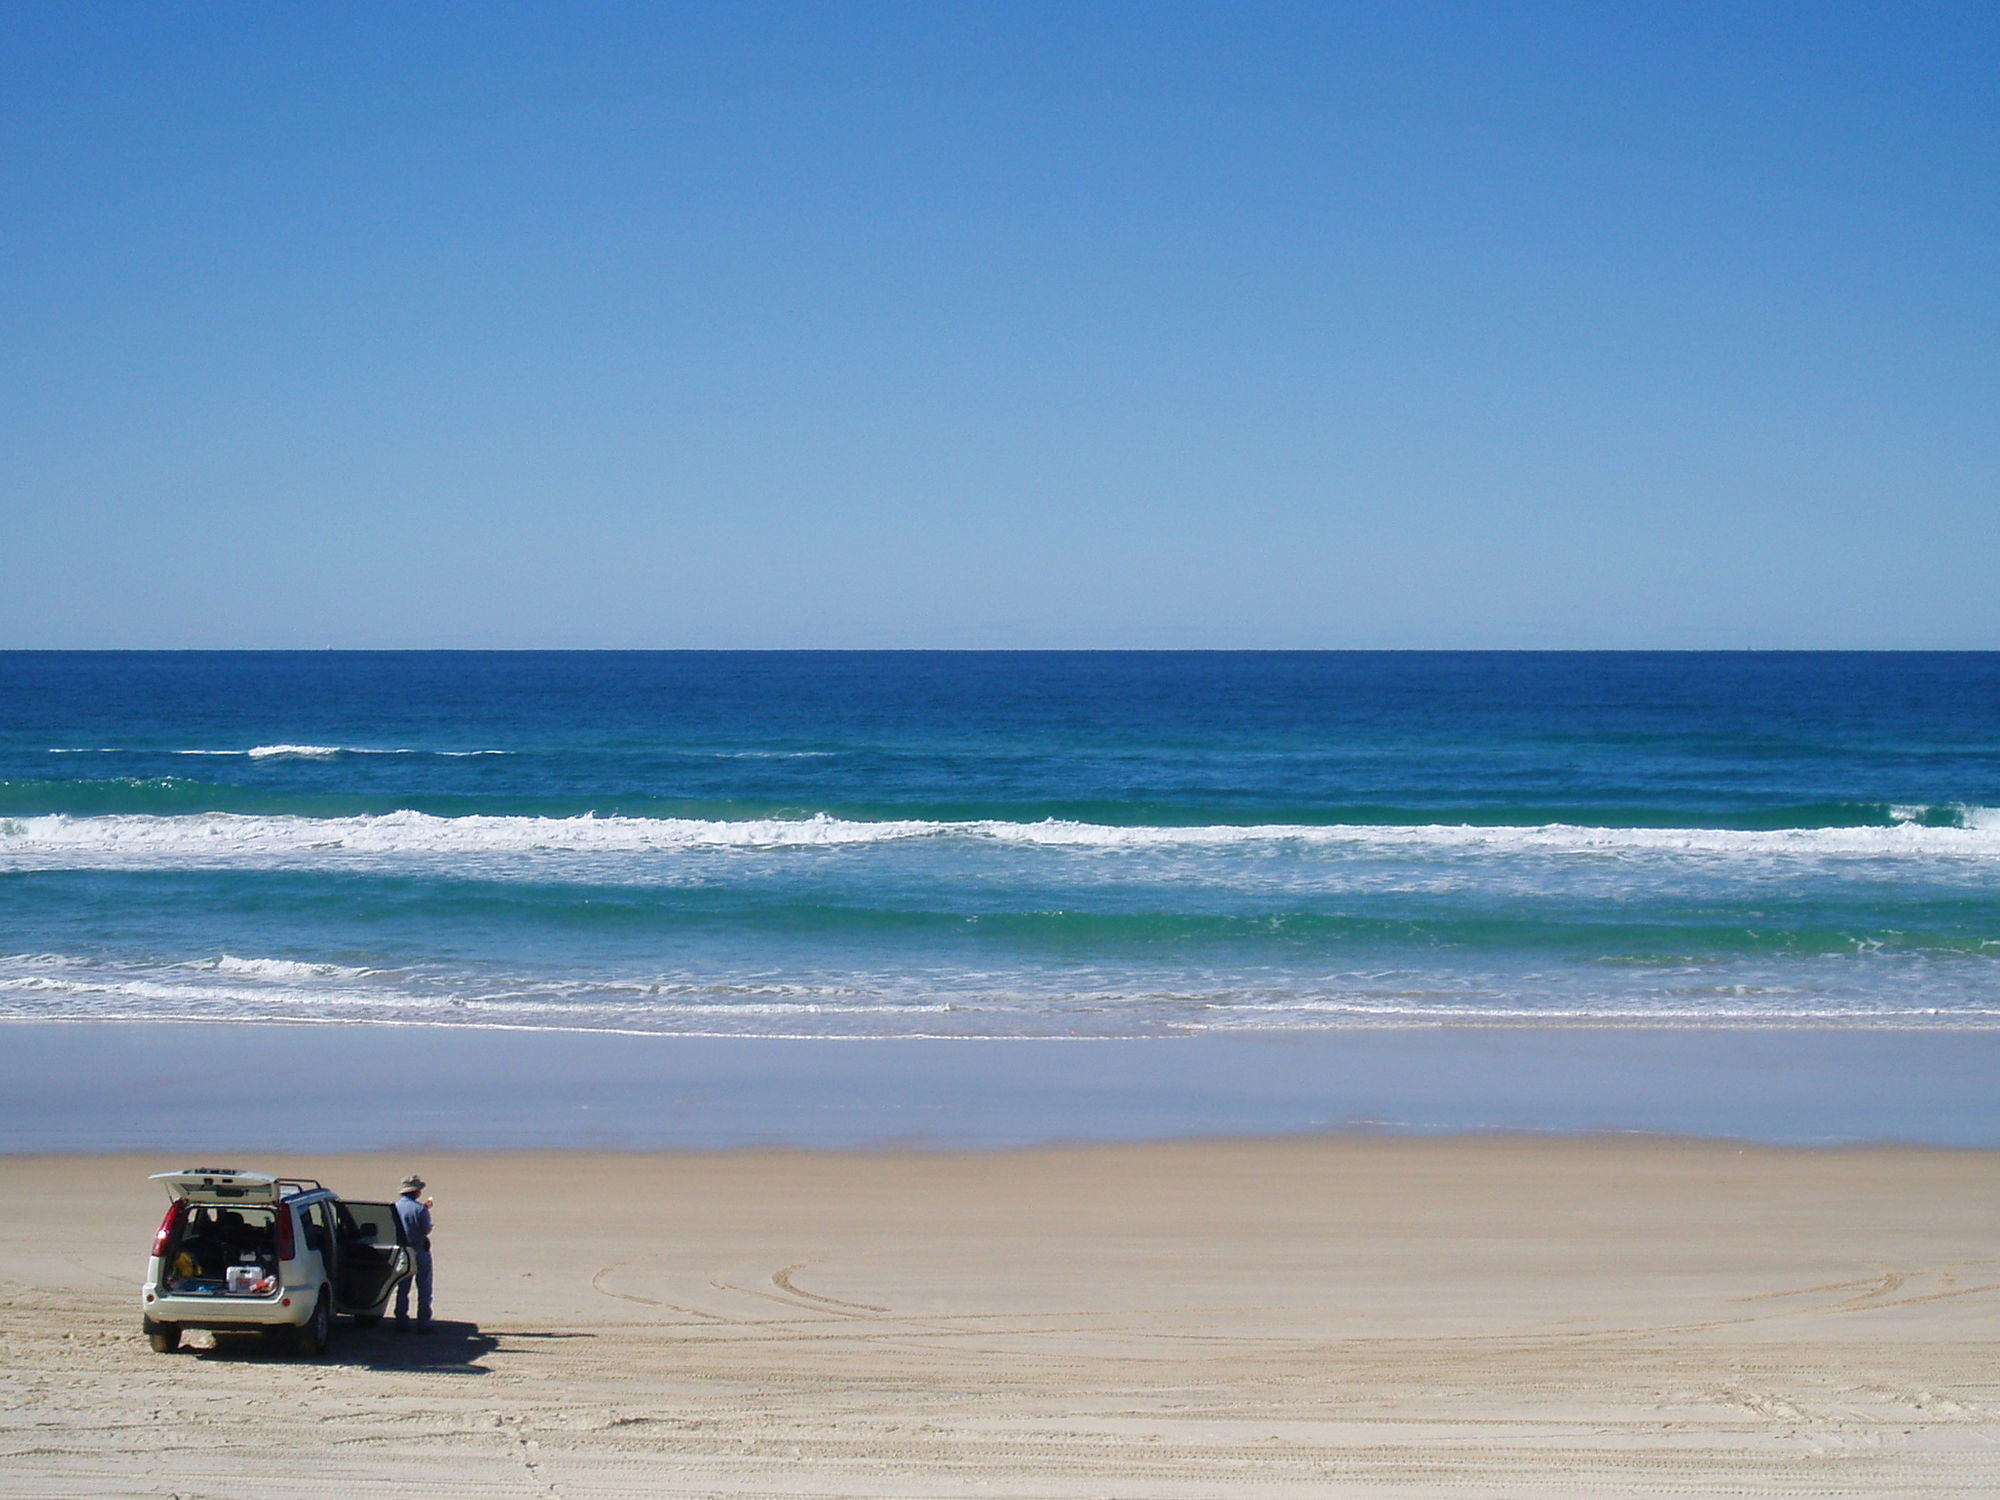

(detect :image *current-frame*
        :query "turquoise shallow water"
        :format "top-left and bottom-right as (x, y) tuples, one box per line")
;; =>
(3, 651), (1998, 1036)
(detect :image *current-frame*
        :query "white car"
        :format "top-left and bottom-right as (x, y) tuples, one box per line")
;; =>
(140, 1168), (412, 1356)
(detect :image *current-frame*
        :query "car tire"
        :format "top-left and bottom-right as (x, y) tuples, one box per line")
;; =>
(143, 1317), (180, 1353)
(294, 1291), (331, 1359)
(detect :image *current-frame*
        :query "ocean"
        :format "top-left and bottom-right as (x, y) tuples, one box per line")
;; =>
(4, 651), (1997, 1041)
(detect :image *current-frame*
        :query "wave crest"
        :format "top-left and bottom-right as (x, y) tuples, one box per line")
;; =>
(2, 808), (1998, 870)
(169, 745), (504, 759)
(208, 954), (372, 981)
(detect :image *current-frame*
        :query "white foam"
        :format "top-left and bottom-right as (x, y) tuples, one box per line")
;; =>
(4, 943), (1997, 1037)
(206, 954), (372, 982)
(2, 967), (1995, 1034)
(172, 745), (503, 759)
(2, 808), (1998, 872)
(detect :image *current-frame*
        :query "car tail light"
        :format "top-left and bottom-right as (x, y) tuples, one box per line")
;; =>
(277, 1204), (296, 1261)
(152, 1199), (185, 1259)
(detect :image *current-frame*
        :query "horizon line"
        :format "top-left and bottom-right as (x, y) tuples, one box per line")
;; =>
(4, 646), (1997, 657)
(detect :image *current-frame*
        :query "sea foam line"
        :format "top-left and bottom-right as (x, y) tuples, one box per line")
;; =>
(172, 745), (507, 759)
(2, 808), (1998, 868)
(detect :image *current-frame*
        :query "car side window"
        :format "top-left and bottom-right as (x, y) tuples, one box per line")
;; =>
(303, 1201), (332, 1253)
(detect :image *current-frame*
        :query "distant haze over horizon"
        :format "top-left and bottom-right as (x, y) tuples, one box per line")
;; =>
(3, 4), (1996, 650)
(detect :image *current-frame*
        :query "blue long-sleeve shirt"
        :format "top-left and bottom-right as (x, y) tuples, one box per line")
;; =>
(394, 1193), (432, 1252)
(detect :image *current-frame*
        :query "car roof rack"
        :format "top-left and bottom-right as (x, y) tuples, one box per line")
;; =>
(275, 1178), (325, 1198)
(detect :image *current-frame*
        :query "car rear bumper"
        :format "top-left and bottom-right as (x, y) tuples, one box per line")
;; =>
(142, 1285), (315, 1328)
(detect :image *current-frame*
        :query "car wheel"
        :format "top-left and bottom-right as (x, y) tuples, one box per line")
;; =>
(294, 1291), (331, 1358)
(143, 1317), (180, 1353)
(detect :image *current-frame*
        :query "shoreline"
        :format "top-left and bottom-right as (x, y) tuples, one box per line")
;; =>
(14, 1012), (2000, 1033)
(5, 1019), (1997, 1151)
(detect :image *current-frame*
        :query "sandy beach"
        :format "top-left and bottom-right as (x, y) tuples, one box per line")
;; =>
(3, 1138), (1997, 1497)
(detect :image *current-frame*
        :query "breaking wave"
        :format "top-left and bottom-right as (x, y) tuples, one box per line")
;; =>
(171, 745), (506, 759)
(2, 808), (1998, 871)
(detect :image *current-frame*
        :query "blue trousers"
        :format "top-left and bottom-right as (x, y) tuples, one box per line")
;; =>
(396, 1248), (433, 1325)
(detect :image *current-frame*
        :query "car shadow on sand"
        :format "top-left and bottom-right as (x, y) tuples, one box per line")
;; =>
(196, 1318), (552, 1372)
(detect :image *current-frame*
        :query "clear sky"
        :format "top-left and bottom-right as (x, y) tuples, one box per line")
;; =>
(3, 3), (1996, 648)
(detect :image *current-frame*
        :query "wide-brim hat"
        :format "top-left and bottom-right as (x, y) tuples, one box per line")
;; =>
(400, 1174), (426, 1193)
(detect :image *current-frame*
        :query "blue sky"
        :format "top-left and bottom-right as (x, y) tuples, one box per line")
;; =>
(3, 3), (1995, 647)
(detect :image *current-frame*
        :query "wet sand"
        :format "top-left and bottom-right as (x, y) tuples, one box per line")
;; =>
(3, 1139), (1998, 1496)
(10, 1021), (2000, 1150)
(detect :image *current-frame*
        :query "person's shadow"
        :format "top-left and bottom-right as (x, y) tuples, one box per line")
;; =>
(332, 1318), (504, 1371)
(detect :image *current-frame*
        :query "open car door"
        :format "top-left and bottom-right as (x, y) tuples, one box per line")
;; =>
(332, 1200), (410, 1314)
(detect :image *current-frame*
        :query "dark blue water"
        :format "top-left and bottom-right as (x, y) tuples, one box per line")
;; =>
(3, 652), (1997, 1035)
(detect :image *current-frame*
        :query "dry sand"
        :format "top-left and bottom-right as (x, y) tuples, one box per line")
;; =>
(2, 1138), (1996, 1496)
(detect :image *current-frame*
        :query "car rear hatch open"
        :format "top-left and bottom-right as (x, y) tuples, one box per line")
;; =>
(150, 1169), (323, 1204)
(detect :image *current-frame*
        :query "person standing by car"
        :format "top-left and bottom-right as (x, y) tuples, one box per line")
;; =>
(392, 1174), (434, 1333)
